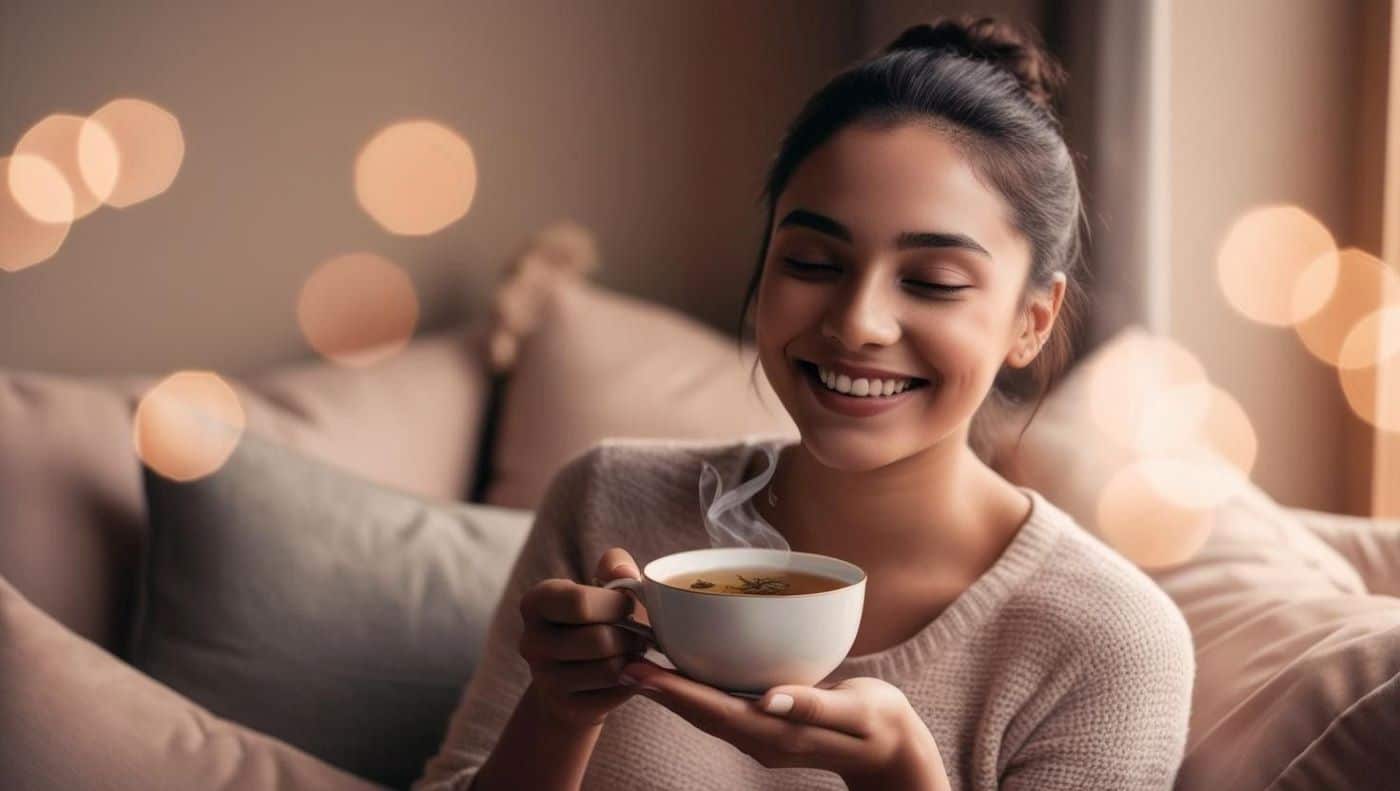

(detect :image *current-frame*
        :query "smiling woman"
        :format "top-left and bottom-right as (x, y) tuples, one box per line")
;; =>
(415, 15), (1193, 791)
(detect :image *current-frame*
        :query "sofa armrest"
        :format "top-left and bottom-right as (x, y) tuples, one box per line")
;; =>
(1290, 507), (1400, 597)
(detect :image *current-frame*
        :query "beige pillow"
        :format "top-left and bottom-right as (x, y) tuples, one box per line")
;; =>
(995, 326), (1400, 789)
(0, 325), (489, 656)
(0, 573), (384, 791)
(482, 278), (797, 509)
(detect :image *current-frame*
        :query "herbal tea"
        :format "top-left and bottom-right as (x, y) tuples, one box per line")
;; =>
(662, 566), (847, 596)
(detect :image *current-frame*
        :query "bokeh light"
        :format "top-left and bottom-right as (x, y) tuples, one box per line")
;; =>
(1293, 248), (1400, 367)
(1337, 306), (1400, 433)
(297, 252), (420, 366)
(1089, 333), (1208, 448)
(1217, 205), (1339, 326)
(1096, 460), (1217, 569)
(133, 371), (246, 482)
(354, 120), (477, 235)
(86, 98), (184, 208)
(0, 156), (71, 272)
(14, 113), (118, 220)
(1137, 382), (1258, 475)
(6, 153), (73, 225)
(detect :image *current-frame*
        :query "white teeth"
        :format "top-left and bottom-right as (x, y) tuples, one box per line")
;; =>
(815, 365), (915, 398)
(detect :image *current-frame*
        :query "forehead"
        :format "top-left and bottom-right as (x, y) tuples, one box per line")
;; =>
(774, 123), (1023, 261)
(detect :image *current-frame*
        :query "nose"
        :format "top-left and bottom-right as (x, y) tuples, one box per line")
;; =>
(819, 268), (900, 351)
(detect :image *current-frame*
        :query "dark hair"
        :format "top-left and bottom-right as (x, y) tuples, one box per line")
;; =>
(735, 15), (1090, 465)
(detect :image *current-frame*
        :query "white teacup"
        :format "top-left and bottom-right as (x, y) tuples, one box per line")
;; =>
(604, 547), (866, 696)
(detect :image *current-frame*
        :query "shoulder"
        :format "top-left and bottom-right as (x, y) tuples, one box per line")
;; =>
(1010, 496), (1195, 679)
(995, 497), (1195, 784)
(536, 434), (777, 527)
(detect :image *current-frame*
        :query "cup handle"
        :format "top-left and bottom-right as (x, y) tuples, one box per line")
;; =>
(602, 578), (658, 650)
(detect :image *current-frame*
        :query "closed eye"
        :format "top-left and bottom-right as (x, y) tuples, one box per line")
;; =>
(781, 258), (970, 294)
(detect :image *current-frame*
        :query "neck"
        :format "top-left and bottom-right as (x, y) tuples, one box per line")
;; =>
(754, 434), (1021, 571)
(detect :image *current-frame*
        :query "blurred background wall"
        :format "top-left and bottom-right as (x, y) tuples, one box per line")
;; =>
(2, 0), (1395, 514)
(0, 0), (856, 374)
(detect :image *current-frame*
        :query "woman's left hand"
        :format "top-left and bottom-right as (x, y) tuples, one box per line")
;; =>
(620, 659), (950, 791)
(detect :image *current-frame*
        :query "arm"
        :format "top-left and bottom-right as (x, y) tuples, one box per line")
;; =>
(412, 453), (601, 791)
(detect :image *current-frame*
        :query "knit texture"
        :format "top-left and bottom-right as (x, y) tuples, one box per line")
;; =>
(414, 435), (1194, 790)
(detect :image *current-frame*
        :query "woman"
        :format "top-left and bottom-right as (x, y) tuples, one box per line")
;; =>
(416, 16), (1194, 791)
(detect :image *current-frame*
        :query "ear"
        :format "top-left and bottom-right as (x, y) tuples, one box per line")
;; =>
(1006, 272), (1067, 368)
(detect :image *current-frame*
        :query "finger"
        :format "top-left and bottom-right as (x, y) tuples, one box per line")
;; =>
(520, 578), (633, 625)
(623, 661), (864, 761)
(755, 679), (882, 738)
(536, 653), (647, 693)
(520, 621), (650, 662)
(594, 547), (643, 585)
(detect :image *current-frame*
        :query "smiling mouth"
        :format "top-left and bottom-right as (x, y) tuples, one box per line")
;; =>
(795, 360), (932, 393)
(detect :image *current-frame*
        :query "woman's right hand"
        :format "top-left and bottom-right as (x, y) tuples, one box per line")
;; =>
(517, 547), (651, 729)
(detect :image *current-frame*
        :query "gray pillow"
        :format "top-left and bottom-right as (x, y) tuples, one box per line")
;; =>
(131, 432), (532, 790)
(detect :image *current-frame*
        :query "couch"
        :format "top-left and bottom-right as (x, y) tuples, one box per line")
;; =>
(2, 224), (1398, 789)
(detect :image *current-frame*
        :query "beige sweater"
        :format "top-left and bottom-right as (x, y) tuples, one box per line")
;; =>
(414, 435), (1195, 790)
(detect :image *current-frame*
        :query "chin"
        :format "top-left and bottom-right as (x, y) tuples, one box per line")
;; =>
(798, 431), (915, 473)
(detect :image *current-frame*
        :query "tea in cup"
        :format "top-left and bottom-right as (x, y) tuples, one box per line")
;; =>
(604, 547), (865, 696)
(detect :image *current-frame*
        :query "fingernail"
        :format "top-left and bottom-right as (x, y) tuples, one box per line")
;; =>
(609, 562), (635, 577)
(763, 693), (794, 715)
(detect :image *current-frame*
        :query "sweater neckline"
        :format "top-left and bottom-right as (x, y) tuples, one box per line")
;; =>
(724, 434), (1067, 680)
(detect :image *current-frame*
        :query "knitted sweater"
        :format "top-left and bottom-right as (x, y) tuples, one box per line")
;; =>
(414, 435), (1195, 790)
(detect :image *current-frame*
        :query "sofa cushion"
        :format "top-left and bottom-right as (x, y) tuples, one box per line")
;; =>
(0, 572), (385, 791)
(482, 278), (798, 509)
(994, 325), (1400, 788)
(0, 325), (489, 655)
(132, 432), (532, 790)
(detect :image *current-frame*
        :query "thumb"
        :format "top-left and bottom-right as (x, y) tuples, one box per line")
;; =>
(592, 546), (642, 586)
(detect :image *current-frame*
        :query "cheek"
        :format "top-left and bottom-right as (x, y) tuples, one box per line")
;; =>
(755, 272), (816, 349)
(910, 312), (1007, 393)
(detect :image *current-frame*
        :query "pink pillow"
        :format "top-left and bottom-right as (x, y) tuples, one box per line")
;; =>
(0, 574), (383, 791)
(995, 326), (1400, 789)
(0, 325), (490, 656)
(482, 279), (798, 509)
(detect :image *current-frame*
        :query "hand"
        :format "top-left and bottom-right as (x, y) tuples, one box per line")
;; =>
(516, 547), (652, 729)
(619, 659), (948, 789)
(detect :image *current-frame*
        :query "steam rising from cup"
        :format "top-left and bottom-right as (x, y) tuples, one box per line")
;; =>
(698, 443), (790, 551)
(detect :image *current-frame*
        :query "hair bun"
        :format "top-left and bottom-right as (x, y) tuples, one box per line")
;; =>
(884, 16), (1066, 113)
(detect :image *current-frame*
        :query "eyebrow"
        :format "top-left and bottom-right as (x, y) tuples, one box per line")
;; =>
(775, 208), (992, 259)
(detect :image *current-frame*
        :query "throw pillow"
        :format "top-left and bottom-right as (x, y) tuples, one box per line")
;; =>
(482, 277), (798, 509)
(0, 324), (490, 655)
(132, 431), (533, 789)
(994, 325), (1400, 788)
(0, 573), (385, 791)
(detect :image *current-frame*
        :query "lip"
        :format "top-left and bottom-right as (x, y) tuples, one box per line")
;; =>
(794, 359), (926, 418)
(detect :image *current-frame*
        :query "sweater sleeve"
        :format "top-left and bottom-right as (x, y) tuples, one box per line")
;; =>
(411, 450), (598, 791)
(998, 593), (1195, 790)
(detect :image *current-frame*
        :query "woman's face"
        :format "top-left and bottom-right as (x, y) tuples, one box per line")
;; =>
(755, 122), (1045, 472)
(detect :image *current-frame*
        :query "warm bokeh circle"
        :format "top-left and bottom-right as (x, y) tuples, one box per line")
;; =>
(354, 120), (477, 235)
(0, 156), (72, 272)
(1217, 205), (1339, 327)
(297, 252), (420, 367)
(133, 371), (246, 482)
